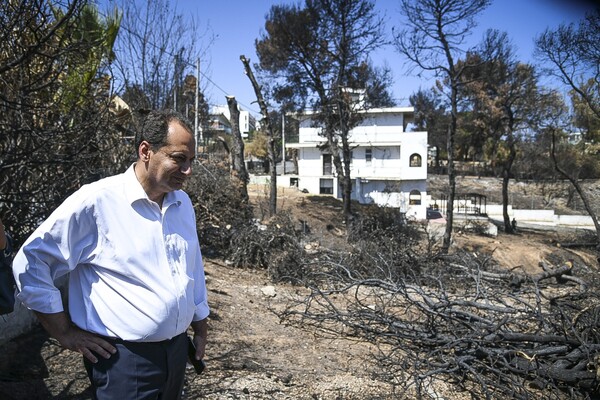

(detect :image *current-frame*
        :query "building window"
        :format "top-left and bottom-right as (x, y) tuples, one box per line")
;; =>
(320, 178), (334, 194)
(409, 190), (422, 205)
(410, 153), (422, 167)
(365, 148), (372, 164)
(323, 154), (332, 175)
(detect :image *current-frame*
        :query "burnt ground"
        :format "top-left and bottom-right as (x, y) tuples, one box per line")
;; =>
(1, 176), (599, 399)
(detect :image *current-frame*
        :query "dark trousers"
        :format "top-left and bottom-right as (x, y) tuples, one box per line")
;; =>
(84, 333), (188, 400)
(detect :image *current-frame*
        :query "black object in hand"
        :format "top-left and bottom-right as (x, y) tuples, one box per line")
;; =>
(187, 336), (206, 374)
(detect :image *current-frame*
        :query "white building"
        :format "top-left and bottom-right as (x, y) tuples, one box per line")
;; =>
(567, 131), (582, 145)
(210, 105), (256, 138)
(283, 107), (429, 219)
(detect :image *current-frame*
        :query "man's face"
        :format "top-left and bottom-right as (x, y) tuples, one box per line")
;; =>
(146, 121), (195, 196)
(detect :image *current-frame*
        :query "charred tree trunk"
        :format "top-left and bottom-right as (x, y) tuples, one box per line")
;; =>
(226, 95), (249, 203)
(332, 150), (352, 224)
(337, 100), (353, 225)
(502, 138), (517, 234)
(292, 149), (298, 176)
(341, 153), (353, 223)
(240, 55), (277, 217)
(444, 121), (457, 253)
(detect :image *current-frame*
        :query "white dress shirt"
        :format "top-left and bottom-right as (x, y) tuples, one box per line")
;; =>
(13, 165), (209, 341)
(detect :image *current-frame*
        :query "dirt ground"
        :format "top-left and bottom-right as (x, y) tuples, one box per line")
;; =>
(1, 177), (598, 399)
(0, 260), (395, 400)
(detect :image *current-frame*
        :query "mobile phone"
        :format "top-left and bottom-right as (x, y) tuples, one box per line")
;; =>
(187, 336), (206, 375)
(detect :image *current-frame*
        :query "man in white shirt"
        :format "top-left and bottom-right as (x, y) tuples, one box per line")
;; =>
(12, 109), (209, 400)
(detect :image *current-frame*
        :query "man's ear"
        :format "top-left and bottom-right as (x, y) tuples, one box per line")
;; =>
(138, 140), (152, 162)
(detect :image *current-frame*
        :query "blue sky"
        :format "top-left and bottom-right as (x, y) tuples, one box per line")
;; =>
(122, 0), (598, 116)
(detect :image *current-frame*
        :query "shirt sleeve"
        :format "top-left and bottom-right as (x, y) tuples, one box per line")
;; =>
(13, 190), (98, 314)
(192, 238), (210, 321)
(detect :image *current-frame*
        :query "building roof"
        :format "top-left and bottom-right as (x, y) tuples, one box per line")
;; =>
(287, 140), (417, 148)
(292, 106), (414, 118)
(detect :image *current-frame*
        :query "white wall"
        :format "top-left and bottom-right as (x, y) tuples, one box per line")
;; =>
(298, 108), (412, 143)
(289, 107), (428, 216)
(211, 105), (255, 136)
(485, 204), (513, 217)
(299, 121), (409, 143)
(512, 209), (556, 224)
(296, 133), (428, 182)
(557, 215), (596, 228)
(362, 180), (428, 219)
(463, 203), (596, 230)
(0, 302), (38, 345)
(351, 146), (402, 178)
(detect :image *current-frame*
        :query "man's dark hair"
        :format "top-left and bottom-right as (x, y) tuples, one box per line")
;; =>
(134, 109), (194, 153)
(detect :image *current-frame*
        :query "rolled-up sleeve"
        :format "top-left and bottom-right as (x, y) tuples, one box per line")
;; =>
(193, 248), (210, 321)
(13, 193), (96, 314)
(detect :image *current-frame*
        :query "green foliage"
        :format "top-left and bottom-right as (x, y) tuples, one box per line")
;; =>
(257, 0), (391, 112)
(577, 152), (600, 179)
(244, 131), (269, 160)
(257, 0), (392, 220)
(52, 3), (121, 108)
(0, 0), (130, 245)
(409, 88), (449, 163)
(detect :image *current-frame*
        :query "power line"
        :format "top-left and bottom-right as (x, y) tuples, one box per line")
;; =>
(113, 23), (260, 114)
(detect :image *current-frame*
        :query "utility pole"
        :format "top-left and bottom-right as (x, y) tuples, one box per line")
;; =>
(173, 56), (177, 111)
(195, 58), (200, 152)
(282, 113), (285, 175)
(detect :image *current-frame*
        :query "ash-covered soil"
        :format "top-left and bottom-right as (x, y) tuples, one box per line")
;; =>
(1, 176), (598, 399)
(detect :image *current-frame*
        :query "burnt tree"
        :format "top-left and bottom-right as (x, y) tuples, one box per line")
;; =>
(240, 55), (277, 217)
(226, 95), (249, 203)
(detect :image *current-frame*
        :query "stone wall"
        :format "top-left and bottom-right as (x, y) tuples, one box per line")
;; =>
(0, 302), (38, 345)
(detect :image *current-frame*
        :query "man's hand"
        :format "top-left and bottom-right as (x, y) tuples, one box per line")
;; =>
(35, 311), (117, 363)
(190, 318), (208, 360)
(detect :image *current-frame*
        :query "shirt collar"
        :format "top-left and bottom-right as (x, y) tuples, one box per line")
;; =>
(124, 164), (182, 208)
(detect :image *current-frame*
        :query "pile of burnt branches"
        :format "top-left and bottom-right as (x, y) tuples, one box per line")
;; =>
(186, 160), (254, 257)
(187, 161), (310, 281)
(277, 247), (600, 399)
(223, 201), (424, 282)
(347, 202), (422, 244)
(186, 162), (599, 397)
(225, 211), (310, 282)
(188, 162), (350, 286)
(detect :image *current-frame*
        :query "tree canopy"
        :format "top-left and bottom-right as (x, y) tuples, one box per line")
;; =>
(536, 10), (600, 121)
(395, 0), (491, 251)
(256, 0), (394, 221)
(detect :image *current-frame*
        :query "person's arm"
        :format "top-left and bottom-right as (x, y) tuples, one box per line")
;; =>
(13, 192), (115, 363)
(0, 218), (6, 250)
(190, 318), (208, 360)
(35, 311), (116, 363)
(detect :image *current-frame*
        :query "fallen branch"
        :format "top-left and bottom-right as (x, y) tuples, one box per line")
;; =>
(277, 249), (599, 398)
